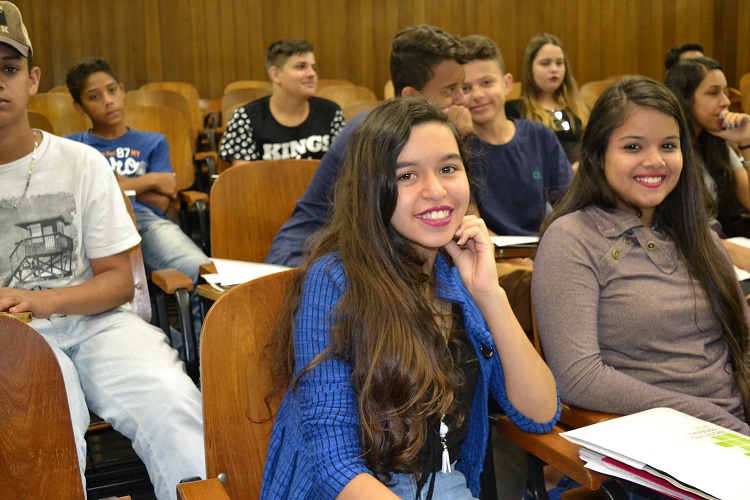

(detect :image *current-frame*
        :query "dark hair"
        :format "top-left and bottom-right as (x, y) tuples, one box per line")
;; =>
(665, 57), (742, 236)
(270, 97), (475, 480)
(66, 56), (119, 105)
(664, 42), (704, 70)
(390, 25), (466, 97)
(265, 39), (313, 71)
(541, 76), (750, 422)
(519, 33), (586, 130)
(460, 34), (506, 73)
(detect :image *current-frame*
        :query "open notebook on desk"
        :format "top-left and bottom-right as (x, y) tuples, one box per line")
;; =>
(561, 407), (750, 500)
(203, 258), (291, 292)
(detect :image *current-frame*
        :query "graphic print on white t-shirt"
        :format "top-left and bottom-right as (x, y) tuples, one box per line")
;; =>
(0, 193), (79, 288)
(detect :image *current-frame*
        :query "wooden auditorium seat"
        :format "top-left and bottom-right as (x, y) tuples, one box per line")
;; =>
(342, 99), (381, 120)
(176, 269), (297, 499)
(316, 78), (355, 91)
(494, 263), (627, 499)
(209, 159), (319, 262)
(223, 79), (272, 95)
(27, 92), (91, 136)
(384, 79), (395, 99)
(27, 110), (55, 134)
(124, 104), (211, 253)
(0, 314), (88, 499)
(220, 87), (273, 128)
(316, 84), (378, 108)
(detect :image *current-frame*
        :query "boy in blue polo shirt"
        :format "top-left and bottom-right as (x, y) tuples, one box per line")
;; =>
(65, 57), (210, 335)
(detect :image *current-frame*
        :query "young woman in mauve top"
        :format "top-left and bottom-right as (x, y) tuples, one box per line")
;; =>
(533, 77), (750, 440)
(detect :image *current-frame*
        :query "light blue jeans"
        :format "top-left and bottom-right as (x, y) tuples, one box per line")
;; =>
(135, 208), (210, 335)
(387, 467), (478, 500)
(33, 308), (205, 500)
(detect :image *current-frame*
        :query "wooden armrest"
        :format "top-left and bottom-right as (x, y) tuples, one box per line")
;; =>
(194, 151), (217, 162)
(179, 189), (209, 207)
(177, 478), (230, 500)
(152, 268), (195, 294)
(496, 416), (612, 491)
(199, 262), (217, 275)
(560, 403), (619, 429)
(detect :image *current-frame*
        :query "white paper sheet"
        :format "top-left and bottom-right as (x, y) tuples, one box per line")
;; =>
(561, 408), (750, 500)
(209, 258), (291, 287)
(490, 235), (539, 247)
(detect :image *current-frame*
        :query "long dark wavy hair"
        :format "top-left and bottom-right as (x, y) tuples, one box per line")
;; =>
(268, 98), (476, 480)
(665, 57), (743, 236)
(520, 33), (587, 131)
(540, 76), (750, 423)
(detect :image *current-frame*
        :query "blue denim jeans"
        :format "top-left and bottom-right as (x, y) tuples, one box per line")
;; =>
(135, 208), (210, 335)
(387, 467), (478, 500)
(34, 308), (205, 500)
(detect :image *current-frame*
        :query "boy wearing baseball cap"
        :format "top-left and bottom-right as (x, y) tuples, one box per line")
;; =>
(0, 3), (205, 499)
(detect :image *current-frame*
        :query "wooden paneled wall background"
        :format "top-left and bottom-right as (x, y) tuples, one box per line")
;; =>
(15, 0), (750, 100)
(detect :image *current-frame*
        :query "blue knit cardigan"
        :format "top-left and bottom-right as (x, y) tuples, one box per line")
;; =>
(260, 253), (560, 499)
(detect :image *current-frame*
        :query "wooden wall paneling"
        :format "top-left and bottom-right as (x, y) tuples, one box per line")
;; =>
(697, 0), (715, 60)
(370, 0), (396, 98)
(230, 0), (252, 84)
(48, 2), (76, 90)
(636, 0), (666, 81)
(218, 0), (238, 93)
(465, 0), (492, 42)
(315, 0), (348, 83)
(187, 0), (209, 98)
(561, 0), (581, 88)
(575, 0), (601, 84)
(506, 0), (529, 79)
(736, 0), (750, 88)
(158, 0), (192, 88)
(241, 0), (270, 93)
(11, 0), (750, 101)
(714, 0), (747, 88)
(346, 1), (376, 90)
(143, 0), (164, 86)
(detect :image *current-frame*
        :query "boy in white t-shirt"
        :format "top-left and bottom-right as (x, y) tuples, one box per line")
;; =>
(0, 3), (205, 499)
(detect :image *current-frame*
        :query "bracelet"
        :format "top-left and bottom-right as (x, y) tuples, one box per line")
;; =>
(739, 144), (750, 150)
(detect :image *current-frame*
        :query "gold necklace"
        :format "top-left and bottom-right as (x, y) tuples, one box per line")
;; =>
(1, 130), (39, 209)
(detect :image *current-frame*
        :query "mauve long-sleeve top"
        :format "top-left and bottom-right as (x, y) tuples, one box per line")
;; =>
(533, 206), (749, 434)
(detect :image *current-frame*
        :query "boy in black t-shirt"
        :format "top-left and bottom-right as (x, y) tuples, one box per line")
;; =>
(220, 39), (345, 164)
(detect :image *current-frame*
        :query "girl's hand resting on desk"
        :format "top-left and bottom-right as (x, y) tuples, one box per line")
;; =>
(443, 215), (499, 296)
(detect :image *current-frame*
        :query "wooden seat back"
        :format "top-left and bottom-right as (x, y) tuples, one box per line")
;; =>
(0, 315), (85, 498)
(126, 89), (198, 148)
(210, 159), (319, 262)
(223, 80), (272, 95)
(140, 82), (204, 138)
(342, 99), (381, 120)
(124, 105), (196, 193)
(316, 78), (354, 91)
(200, 270), (296, 499)
(27, 93), (91, 136)
(28, 110), (55, 134)
(315, 84), (377, 108)
(220, 87), (273, 127)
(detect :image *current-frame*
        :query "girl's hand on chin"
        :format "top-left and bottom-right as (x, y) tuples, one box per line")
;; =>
(443, 216), (499, 296)
(713, 112), (750, 144)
